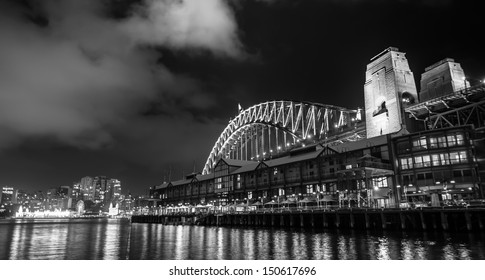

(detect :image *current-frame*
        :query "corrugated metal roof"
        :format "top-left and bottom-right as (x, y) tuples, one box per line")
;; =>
(264, 149), (324, 167)
(196, 173), (214, 181)
(170, 178), (192, 186)
(331, 134), (388, 153)
(231, 161), (264, 174)
(221, 158), (255, 167)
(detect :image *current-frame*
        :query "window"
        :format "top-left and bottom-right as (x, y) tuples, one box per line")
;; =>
(306, 185), (313, 194)
(397, 141), (412, 153)
(273, 168), (278, 176)
(429, 137), (438, 149)
(236, 175), (241, 189)
(449, 152), (459, 164)
(456, 134), (465, 145)
(422, 155), (431, 167)
(278, 188), (285, 196)
(440, 153), (450, 165)
(459, 151), (468, 163)
(437, 136), (447, 148)
(372, 177), (388, 188)
(247, 191), (252, 199)
(431, 154), (440, 166)
(403, 175), (414, 186)
(447, 135), (457, 147)
(216, 177), (223, 189)
(414, 156), (423, 168)
(412, 136), (427, 150)
(400, 158), (412, 170)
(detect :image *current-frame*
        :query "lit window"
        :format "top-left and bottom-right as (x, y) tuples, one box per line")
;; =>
(306, 185), (313, 194)
(437, 136), (447, 148)
(401, 158), (409, 170)
(216, 177), (223, 189)
(372, 177), (388, 188)
(278, 188), (285, 196)
(440, 153), (450, 165)
(413, 136), (427, 150)
(447, 135), (457, 147)
(456, 134), (465, 145)
(431, 154), (440, 166)
(422, 155), (431, 167)
(449, 152), (459, 164)
(458, 151), (468, 163)
(414, 156), (423, 168)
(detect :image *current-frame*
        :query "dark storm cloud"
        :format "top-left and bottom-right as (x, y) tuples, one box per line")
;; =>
(0, 0), (241, 151)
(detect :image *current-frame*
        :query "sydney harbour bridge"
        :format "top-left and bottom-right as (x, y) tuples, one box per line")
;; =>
(202, 100), (365, 174)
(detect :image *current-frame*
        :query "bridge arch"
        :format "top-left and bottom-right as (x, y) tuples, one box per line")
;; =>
(203, 100), (363, 174)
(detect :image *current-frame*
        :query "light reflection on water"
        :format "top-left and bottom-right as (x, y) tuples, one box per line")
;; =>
(0, 218), (484, 260)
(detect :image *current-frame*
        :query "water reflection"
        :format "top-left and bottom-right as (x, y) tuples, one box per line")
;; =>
(128, 225), (485, 260)
(0, 218), (130, 260)
(1, 219), (485, 260)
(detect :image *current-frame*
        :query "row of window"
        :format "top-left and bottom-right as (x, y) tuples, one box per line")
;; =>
(400, 151), (468, 169)
(397, 133), (465, 153)
(401, 169), (474, 186)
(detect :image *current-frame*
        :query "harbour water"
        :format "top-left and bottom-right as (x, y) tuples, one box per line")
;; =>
(0, 218), (484, 260)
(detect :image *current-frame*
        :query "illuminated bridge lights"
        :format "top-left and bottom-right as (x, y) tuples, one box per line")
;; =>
(203, 100), (364, 174)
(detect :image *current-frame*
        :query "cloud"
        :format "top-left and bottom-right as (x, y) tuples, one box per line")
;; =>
(124, 0), (243, 57)
(0, 0), (241, 150)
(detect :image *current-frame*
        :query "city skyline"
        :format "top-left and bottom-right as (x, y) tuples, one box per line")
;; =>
(1, 0), (484, 195)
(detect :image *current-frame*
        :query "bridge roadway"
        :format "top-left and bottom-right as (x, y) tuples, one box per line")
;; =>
(131, 207), (485, 232)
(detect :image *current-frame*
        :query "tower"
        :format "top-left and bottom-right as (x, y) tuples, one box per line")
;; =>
(419, 58), (469, 102)
(364, 47), (418, 138)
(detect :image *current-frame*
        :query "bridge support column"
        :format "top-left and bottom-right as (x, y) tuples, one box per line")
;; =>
(479, 214), (484, 230)
(280, 214), (284, 227)
(311, 213), (315, 228)
(290, 214), (294, 227)
(300, 214), (304, 228)
(271, 214), (275, 227)
(335, 213), (340, 228)
(349, 212), (355, 229)
(364, 212), (370, 229)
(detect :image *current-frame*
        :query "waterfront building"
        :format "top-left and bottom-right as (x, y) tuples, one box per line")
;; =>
(149, 47), (485, 210)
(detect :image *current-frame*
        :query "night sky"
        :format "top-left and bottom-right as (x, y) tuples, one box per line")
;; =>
(0, 0), (484, 195)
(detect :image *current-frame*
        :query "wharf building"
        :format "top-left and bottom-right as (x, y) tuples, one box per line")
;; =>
(150, 47), (485, 210)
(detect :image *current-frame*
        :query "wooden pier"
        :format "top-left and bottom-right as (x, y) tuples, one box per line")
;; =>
(131, 207), (485, 232)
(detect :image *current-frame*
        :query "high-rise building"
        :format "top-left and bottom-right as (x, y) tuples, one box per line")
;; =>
(364, 47), (419, 138)
(0, 187), (15, 207)
(80, 176), (95, 201)
(93, 176), (109, 204)
(108, 179), (121, 202)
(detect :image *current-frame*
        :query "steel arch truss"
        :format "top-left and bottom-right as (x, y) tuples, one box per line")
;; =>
(203, 101), (363, 174)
